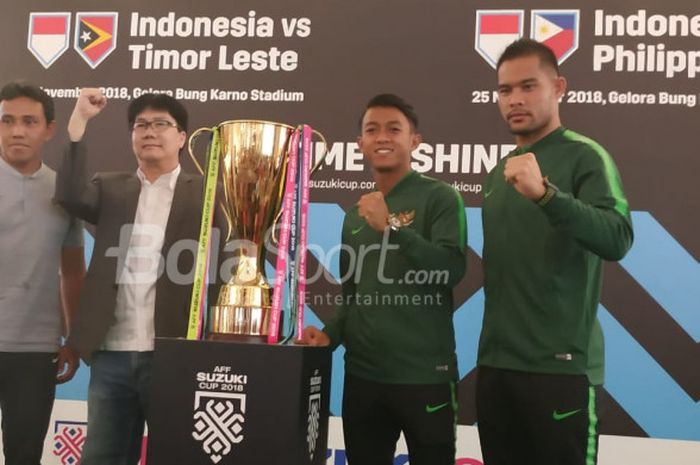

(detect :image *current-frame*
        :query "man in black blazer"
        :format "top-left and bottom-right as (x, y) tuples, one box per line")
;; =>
(55, 88), (225, 465)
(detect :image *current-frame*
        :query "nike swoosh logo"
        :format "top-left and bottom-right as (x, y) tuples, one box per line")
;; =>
(552, 409), (582, 421)
(484, 189), (493, 198)
(351, 225), (365, 235)
(425, 402), (449, 414)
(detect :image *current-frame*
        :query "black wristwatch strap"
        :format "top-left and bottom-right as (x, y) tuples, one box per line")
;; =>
(537, 177), (558, 206)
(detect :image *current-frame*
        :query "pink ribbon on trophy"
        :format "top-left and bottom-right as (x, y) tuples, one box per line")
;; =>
(267, 129), (299, 343)
(267, 125), (312, 344)
(295, 125), (312, 341)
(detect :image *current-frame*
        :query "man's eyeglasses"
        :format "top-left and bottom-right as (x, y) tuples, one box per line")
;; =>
(132, 119), (180, 133)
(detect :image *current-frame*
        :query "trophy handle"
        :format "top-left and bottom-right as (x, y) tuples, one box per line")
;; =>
(187, 127), (213, 175)
(271, 127), (329, 245)
(187, 126), (234, 242)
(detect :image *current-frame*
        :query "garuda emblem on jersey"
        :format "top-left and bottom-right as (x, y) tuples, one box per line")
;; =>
(395, 209), (416, 227)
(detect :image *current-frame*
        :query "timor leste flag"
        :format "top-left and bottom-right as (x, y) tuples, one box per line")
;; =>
(74, 12), (118, 68)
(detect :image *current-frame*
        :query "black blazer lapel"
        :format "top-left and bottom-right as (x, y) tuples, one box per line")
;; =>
(163, 173), (197, 250)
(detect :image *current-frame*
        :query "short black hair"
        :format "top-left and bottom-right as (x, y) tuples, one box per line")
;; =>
(359, 93), (419, 131)
(127, 93), (188, 132)
(0, 81), (55, 124)
(497, 38), (560, 76)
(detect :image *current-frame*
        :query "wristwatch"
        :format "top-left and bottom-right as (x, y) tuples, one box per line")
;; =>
(537, 176), (558, 206)
(387, 213), (402, 232)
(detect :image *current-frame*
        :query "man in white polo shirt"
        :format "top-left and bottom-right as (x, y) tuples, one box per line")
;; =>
(0, 81), (85, 465)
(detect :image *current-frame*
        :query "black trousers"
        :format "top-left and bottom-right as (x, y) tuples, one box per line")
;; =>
(0, 352), (57, 465)
(476, 366), (601, 465)
(342, 374), (457, 465)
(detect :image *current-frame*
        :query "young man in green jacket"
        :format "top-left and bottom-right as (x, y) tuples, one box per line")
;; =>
(477, 39), (634, 465)
(302, 94), (467, 465)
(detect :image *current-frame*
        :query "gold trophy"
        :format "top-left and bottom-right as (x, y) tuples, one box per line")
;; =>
(188, 121), (325, 342)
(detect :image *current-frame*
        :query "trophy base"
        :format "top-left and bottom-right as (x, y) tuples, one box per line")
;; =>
(148, 337), (332, 465)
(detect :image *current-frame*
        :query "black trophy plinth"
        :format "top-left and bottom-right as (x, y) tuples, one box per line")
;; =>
(147, 338), (332, 465)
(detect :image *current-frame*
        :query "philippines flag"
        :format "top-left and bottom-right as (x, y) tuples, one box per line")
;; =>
(531, 10), (580, 64)
(475, 10), (524, 69)
(27, 13), (71, 68)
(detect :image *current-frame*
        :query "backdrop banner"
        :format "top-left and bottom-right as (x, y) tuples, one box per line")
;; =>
(0, 0), (698, 463)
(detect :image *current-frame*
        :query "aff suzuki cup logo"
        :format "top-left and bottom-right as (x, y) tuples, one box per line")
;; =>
(307, 369), (322, 460)
(192, 366), (248, 464)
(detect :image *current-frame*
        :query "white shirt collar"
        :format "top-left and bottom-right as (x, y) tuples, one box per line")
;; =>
(136, 164), (181, 190)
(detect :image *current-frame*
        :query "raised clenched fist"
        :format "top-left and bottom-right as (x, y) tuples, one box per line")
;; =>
(503, 152), (546, 201)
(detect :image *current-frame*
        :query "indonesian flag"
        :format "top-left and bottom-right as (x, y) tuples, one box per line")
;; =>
(475, 10), (524, 69)
(27, 13), (70, 68)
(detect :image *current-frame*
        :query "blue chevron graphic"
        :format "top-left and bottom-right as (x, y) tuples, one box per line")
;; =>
(305, 306), (346, 416)
(55, 230), (94, 401)
(451, 208), (484, 380)
(619, 211), (700, 342)
(306, 203), (347, 415)
(599, 306), (700, 440)
(56, 204), (699, 442)
(466, 208), (700, 349)
(454, 289), (484, 379)
(305, 204), (700, 438)
(465, 207), (484, 258)
(308, 203), (345, 283)
(83, 229), (95, 264)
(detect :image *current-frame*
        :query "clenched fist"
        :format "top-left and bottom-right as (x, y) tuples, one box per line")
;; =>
(503, 152), (546, 201)
(300, 326), (331, 347)
(68, 88), (107, 142)
(357, 191), (390, 232)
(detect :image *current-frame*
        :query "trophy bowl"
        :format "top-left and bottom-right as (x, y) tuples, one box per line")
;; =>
(188, 120), (325, 342)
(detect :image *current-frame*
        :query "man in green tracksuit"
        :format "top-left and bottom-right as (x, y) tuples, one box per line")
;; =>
(302, 94), (467, 465)
(476, 39), (634, 465)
